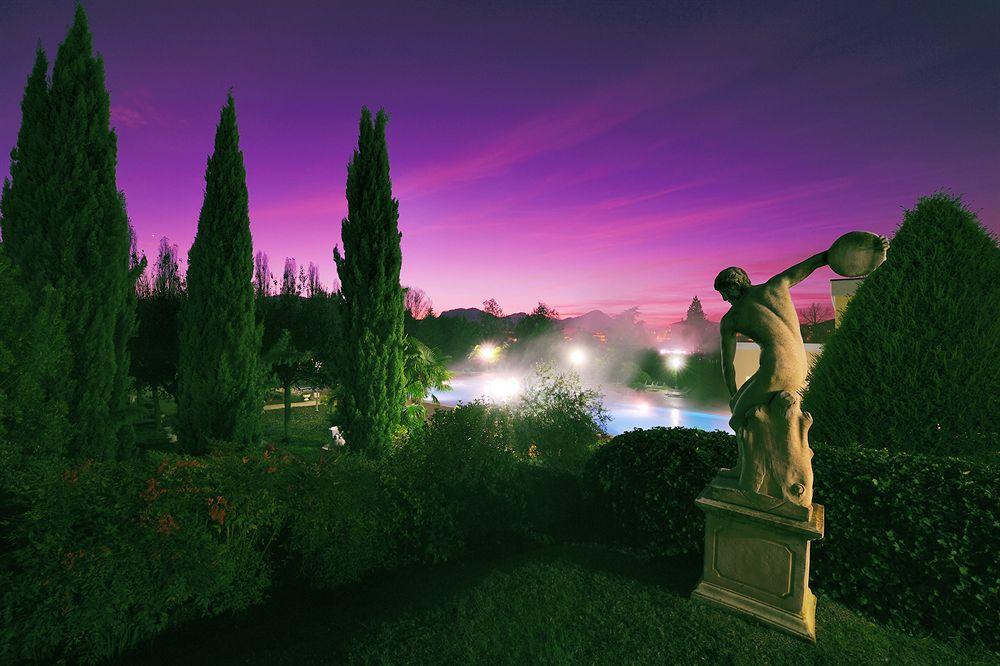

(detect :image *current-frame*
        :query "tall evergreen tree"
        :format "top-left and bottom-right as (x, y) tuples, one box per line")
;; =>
(0, 45), (71, 457)
(2, 8), (137, 458)
(333, 107), (406, 457)
(177, 94), (262, 453)
(52, 6), (138, 457)
(804, 194), (1000, 457)
(1, 46), (53, 272)
(0, 248), (71, 458)
(686, 296), (707, 323)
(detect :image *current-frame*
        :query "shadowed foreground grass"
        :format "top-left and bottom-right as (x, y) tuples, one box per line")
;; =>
(120, 543), (984, 665)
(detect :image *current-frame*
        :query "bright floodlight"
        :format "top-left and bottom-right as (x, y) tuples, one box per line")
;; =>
(568, 347), (587, 367)
(476, 343), (500, 363)
(667, 353), (686, 372)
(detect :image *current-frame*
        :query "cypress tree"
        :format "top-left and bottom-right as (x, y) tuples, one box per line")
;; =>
(0, 46), (71, 458)
(0, 46), (53, 273)
(333, 108), (406, 457)
(0, 249), (71, 458)
(177, 94), (262, 453)
(1, 7), (135, 458)
(46, 6), (137, 457)
(804, 193), (1000, 458)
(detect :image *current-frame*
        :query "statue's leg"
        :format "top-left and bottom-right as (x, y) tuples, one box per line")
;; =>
(719, 374), (758, 478)
(721, 374), (776, 480)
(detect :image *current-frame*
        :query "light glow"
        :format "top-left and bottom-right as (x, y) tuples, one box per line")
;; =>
(476, 343), (500, 363)
(568, 347), (587, 367)
(667, 354), (686, 371)
(484, 376), (521, 401)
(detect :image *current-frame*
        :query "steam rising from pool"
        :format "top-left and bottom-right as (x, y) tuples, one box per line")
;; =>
(433, 370), (732, 436)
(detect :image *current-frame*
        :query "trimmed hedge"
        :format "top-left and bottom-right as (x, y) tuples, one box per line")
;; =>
(804, 194), (1000, 458)
(586, 427), (999, 649)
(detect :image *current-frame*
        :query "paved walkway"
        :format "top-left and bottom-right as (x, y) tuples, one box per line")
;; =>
(263, 400), (320, 411)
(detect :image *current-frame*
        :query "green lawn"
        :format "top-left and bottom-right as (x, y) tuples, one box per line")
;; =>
(261, 403), (330, 459)
(136, 396), (333, 457)
(119, 543), (984, 665)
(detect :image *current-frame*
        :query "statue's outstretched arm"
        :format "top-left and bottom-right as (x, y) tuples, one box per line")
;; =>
(766, 251), (828, 289)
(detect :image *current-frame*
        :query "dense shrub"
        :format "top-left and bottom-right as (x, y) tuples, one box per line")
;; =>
(585, 427), (731, 553)
(511, 365), (609, 472)
(0, 451), (287, 664)
(0, 376), (601, 662)
(587, 427), (999, 648)
(385, 403), (532, 561)
(804, 194), (1000, 458)
(283, 453), (401, 588)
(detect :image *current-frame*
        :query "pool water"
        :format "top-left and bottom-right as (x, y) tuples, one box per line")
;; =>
(432, 372), (732, 436)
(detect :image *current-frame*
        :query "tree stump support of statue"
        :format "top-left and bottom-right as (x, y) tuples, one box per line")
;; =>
(692, 391), (825, 641)
(691, 231), (887, 642)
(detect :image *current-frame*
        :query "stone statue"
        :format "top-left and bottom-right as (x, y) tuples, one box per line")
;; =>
(710, 234), (889, 519)
(692, 231), (886, 640)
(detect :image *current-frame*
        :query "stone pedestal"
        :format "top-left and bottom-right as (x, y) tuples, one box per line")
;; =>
(691, 494), (824, 642)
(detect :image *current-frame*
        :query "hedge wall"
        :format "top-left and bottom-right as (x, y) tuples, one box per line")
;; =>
(586, 427), (999, 649)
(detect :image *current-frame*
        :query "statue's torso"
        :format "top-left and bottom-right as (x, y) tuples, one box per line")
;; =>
(724, 283), (808, 390)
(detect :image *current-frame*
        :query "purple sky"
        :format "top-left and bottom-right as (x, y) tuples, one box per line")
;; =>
(2, 1), (998, 326)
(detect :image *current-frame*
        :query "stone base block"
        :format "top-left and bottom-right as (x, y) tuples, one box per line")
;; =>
(691, 494), (824, 642)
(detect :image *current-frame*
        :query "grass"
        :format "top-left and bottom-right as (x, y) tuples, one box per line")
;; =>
(119, 543), (985, 665)
(261, 403), (330, 459)
(135, 394), (333, 456)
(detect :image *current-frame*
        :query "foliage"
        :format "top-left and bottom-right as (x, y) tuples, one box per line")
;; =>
(686, 295), (707, 323)
(587, 427), (999, 647)
(252, 250), (275, 299)
(0, 250), (70, 456)
(631, 348), (669, 388)
(676, 352), (730, 403)
(401, 336), (452, 430)
(804, 193), (1000, 458)
(261, 289), (335, 442)
(283, 453), (400, 588)
(586, 427), (733, 553)
(1, 7), (138, 458)
(385, 403), (531, 562)
(177, 94), (263, 454)
(405, 311), (483, 360)
(333, 108), (406, 457)
(512, 365), (609, 472)
(513, 302), (559, 341)
(0, 452), (287, 664)
(132, 238), (184, 414)
(482, 297), (504, 318)
(403, 286), (432, 319)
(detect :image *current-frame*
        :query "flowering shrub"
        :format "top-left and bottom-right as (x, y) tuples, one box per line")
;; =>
(0, 384), (602, 663)
(0, 451), (287, 664)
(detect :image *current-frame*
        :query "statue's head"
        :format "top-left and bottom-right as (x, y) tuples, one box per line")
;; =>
(714, 267), (750, 304)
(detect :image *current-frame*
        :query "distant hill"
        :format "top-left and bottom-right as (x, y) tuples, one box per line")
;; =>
(560, 309), (614, 333)
(439, 308), (527, 325)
